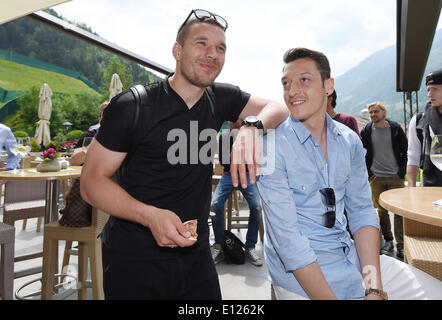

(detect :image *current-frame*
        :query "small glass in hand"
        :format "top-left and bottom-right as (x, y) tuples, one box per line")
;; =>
(430, 135), (442, 171)
(82, 137), (93, 154)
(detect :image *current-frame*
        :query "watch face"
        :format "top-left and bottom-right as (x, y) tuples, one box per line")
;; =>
(245, 115), (259, 124)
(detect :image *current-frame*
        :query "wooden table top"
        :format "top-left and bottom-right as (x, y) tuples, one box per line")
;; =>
(379, 187), (442, 227)
(0, 166), (82, 181)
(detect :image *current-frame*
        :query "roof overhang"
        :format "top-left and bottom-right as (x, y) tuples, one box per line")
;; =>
(0, 0), (71, 25)
(27, 11), (172, 75)
(396, 0), (442, 92)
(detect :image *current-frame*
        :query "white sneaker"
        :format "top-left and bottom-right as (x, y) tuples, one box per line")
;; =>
(245, 248), (263, 267)
(211, 245), (225, 264)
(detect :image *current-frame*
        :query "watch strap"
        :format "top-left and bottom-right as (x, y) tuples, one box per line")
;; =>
(365, 288), (388, 300)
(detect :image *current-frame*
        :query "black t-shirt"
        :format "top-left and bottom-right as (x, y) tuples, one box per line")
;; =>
(96, 77), (250, 258)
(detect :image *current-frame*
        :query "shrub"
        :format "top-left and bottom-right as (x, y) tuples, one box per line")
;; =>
(30, 138), (41, 152)
(47, 140), (63, 152)
(13, 130), (29, 137)
(65, 130), (84, 141)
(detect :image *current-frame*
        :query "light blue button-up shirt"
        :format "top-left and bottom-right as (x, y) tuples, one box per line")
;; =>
(257, 115), (380, 300)
(0, 124), (20, 170)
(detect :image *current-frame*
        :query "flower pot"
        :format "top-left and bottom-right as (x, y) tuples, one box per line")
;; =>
(36, 159), (62, 172)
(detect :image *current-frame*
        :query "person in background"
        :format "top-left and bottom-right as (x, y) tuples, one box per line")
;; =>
(70, 101), (108, 166)
(326, 90), (361, 138)
(80, 9), (287, 300)
(210, 120), (263, 266)
(257, 47), (441, 300)
(407, 68), (442, 187)
(0, 123), (20, 170)
(360, 102), (408, 261)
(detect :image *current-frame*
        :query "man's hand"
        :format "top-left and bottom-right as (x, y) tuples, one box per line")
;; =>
(230, 126), (261, 188)
(145, 208), (195, 248)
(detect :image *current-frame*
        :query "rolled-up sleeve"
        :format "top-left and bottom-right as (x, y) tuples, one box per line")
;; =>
(345, 138), (380, 235)
(257, 137), (317, 272)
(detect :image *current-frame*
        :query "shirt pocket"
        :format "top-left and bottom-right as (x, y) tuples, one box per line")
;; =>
(286, 172), (319, 211)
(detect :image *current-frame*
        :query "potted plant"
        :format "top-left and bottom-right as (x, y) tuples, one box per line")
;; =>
(36, 148), (62, 172)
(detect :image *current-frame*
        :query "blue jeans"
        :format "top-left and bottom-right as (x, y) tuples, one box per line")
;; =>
(210, 173), (262, 249)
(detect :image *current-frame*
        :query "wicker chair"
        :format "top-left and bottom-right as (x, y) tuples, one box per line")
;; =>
(41, 207), (109, 300)
(0, 222), (15, 300)
(403, 218), (442, 281)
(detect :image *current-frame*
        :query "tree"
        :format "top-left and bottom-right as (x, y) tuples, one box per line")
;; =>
(8, 87), (101, 137)
(101, 56), (133, 99)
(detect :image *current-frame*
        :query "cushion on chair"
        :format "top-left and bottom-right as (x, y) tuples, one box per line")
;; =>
(4, 200), (46, 211)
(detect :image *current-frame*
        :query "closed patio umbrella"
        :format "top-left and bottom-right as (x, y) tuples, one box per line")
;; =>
(34, 83), (53, 148)
(109, 73), (123, 101)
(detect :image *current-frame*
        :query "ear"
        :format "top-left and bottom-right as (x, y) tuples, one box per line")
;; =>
(172, 42), (182, 61)
(325, 77), (334, 96)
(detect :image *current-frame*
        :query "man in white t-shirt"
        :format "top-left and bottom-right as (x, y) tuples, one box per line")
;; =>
(407, 69), (442, 187)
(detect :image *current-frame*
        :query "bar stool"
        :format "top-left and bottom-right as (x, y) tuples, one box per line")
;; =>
(0, 222), (15, 300)
(41, 207), (108, 300)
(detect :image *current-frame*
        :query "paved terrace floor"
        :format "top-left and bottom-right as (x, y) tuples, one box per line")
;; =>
(1, 195), (270, 300)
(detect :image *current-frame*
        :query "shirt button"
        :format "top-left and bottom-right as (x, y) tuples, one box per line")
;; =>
(267, 200), (271, 204)
(301, 186), (306, 191)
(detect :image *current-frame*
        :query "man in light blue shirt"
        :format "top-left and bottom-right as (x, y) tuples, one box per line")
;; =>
(257, 48), (384, 300)
(0, 123), (20, 170)
(257, 47), (442, 300)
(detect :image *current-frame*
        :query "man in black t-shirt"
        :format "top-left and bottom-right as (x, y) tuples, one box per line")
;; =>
(80, 9), (288, 300)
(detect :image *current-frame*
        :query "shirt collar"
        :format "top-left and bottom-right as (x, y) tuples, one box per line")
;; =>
(288, 113), (342, 144)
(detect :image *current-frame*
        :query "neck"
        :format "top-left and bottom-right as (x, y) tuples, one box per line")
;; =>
(373, 119), (388, 128)
(168, 73), (205, 109)
(303, 114), (328, 160)
(438, 106), (442, 114)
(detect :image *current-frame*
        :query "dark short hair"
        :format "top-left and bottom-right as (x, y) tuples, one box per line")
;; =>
(328, 90), (337, 108)
(176, 18), (225, 45)
(283, 47), (331, 82)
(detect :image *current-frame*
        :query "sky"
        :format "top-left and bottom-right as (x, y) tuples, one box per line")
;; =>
(53, 0), (442, 105)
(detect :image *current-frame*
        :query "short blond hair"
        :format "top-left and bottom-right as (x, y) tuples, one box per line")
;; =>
(367, 102), (386, 114)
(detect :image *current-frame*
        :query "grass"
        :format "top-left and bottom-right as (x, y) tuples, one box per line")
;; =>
(0, 58), (99, 95)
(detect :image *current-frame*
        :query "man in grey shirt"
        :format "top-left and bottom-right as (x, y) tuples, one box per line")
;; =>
(360, 102), (408, 260)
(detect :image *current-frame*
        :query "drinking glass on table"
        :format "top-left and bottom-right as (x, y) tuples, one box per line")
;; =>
(16, 137), (31, 167)
(82, 137), (93, 154)
(430, 135), (442, 171)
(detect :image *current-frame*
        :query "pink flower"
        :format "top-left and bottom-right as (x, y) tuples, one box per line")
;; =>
(49, 154), (53, 159)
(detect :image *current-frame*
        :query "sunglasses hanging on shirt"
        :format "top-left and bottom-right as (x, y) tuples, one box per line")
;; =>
(320, 187), (336, 228)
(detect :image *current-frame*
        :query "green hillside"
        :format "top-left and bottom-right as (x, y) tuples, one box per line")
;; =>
(0, 58), (99, 95)
(335, 28), (442, 124)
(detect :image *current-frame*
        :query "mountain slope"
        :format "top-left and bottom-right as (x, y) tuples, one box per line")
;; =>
(334, 29), (442, 123)
(0, 58), (98, 95)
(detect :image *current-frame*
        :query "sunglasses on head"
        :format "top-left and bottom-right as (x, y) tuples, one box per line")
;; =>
(178, 9), (228, 33)
(320, 188), (336, 228)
